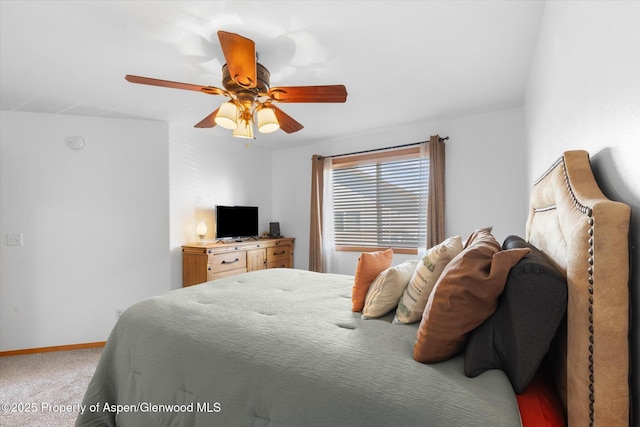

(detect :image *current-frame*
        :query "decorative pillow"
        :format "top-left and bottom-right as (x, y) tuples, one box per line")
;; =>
(463, 225), (493, 248)
(352, 248), (393, 312)
(464, 235), (567, 393)
(393, 235), (463, 324)
(361, 260), (419, 319)
(413, 228), (530, 363)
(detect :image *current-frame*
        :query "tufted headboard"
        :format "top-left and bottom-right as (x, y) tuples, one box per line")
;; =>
(526, 150), (631, 426)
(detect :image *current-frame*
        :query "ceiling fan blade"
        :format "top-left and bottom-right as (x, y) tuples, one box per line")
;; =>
(268, 85), (347, 103)
(271, 105), (304, 133)
(194, 109), (219, 128)
(217, 31), (257, 88)
(125, 75), (224, 95)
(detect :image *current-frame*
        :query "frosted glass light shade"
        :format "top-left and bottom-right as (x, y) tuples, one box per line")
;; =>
(233, 118), (254, 139)
(257, 107), (280, 133)
(214, 102), (238, 129)
(196, 221), (207, 239)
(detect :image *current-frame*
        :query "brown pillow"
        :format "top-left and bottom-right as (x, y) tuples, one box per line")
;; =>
(352, 248), (393, 312)
(413, 229), (530, 363)
(463, 225), (493, 248)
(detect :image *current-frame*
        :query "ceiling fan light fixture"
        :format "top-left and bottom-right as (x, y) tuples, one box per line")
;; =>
(214, 101), (239, 129)
(125, 31), (347, 139)
(232, 117), (254, 139)
(257, 107), (280, 133)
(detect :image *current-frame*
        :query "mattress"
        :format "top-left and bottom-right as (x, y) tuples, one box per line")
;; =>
(76, 268), (521, 426)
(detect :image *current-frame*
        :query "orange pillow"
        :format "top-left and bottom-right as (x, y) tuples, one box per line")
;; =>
(352, 249), (393, 312)
(413, 229), (529, 363)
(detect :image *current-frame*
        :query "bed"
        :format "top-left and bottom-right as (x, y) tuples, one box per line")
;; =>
(76, 150), (631, 426)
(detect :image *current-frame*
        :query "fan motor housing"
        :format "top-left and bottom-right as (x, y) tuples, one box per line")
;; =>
(222, 63), (270, 94)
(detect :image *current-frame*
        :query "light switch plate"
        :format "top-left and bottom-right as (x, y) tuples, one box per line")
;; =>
(7, 233), (23, 246)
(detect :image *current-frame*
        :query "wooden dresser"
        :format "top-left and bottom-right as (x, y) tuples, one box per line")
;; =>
(182, 237), (294, 287)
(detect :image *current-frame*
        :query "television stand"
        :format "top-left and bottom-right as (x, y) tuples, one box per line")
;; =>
(182, 237), (295, 287)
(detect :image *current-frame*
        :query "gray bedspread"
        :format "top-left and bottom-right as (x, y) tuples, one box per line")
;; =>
(76, 269), (521, 427)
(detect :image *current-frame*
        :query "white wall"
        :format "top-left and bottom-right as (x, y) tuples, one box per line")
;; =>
(525, 1), (640, 422)
(0, 111), (170, 351)
(526, 1), (640, 185)
(168, 123), (274, 288)
(0, 113), (276, 351)
(272, 107), (527, 275)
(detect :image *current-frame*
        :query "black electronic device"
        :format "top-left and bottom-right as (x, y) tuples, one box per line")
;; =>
(215, 205), (258, 240)
(269, 222), (281, 238)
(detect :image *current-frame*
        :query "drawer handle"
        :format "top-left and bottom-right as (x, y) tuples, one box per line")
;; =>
(274, 250), (286, 255)
(222, 258), (239, 264)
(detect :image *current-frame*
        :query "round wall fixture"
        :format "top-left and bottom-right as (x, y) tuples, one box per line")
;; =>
(66, 136), (85, 150)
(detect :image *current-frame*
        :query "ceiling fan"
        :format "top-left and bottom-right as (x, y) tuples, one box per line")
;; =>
(125, 31), (348, 139)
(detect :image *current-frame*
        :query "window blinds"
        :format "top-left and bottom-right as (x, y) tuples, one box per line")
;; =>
(332, 156), (428, 249)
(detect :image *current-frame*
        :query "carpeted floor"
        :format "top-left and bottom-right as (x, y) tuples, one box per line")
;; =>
(0, 347), (102, 427)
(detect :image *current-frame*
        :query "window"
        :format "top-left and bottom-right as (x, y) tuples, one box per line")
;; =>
(331, 147), (428, 254)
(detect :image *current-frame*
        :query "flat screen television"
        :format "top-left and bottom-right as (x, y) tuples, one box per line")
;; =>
(215, 205), (259, 240)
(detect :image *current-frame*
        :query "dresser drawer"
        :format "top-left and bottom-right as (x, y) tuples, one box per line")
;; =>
(208, 251), (247, 274)
(267, 246), (291, 263)
(208, 268), (247, 281)
(266, 260), (290, 269)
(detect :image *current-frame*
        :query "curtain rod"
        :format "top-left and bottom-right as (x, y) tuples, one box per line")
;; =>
(318, 136), (448, 160)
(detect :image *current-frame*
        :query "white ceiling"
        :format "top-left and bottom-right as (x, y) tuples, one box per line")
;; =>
(0, 1), (545, 150)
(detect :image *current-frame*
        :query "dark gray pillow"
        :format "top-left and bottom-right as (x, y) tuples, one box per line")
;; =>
(464, 235), (567, 393)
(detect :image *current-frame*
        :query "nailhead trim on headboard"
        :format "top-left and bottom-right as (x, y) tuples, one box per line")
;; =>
(534, 156), (563, 185)
(533, 205), (557, 213)
(588, 215), (595, 426)
(560, 155), (596, 426)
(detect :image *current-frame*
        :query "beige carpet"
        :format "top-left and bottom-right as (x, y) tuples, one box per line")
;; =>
(0, 347), (102, 427)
